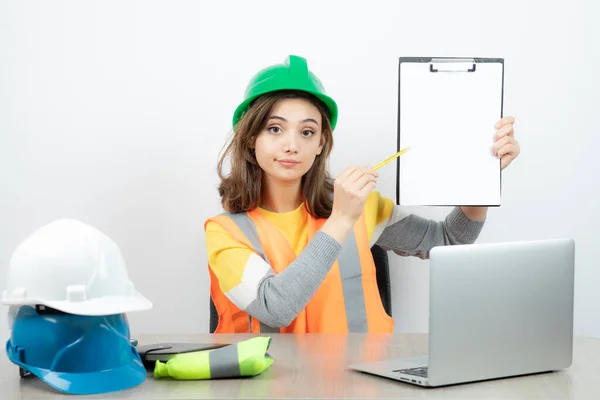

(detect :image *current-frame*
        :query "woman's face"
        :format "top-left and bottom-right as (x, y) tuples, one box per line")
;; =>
(253, 97), (325, 186)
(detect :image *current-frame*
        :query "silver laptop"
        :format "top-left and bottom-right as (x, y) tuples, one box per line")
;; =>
(348, 238), (575, 387)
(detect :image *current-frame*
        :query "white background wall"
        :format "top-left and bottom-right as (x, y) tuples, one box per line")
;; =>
(1, 0), (598, 341)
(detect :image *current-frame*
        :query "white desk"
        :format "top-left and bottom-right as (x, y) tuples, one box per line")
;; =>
(2, 333), (599, 399)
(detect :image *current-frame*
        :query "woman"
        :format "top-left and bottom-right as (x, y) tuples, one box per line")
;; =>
(205, 55), (520, 333)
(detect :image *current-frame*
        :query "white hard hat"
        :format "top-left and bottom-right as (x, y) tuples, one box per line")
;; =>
(2, 219), (152, 316)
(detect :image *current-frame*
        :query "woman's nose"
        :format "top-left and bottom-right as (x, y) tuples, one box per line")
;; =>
(283, 133), (299, 154)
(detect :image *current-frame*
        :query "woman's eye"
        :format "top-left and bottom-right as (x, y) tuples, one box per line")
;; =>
(302, 130), (314, 137)
(268, 126), (281, 134)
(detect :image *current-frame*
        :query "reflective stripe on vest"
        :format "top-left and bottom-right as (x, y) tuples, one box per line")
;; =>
(208, 342), (241, 378)
(226, 212), (268, 263)
(223, 213), (280, 334)
(337, 226), (369, 331)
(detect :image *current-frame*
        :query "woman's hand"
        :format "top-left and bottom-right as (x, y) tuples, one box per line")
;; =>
(321, 166), (378, 245)
(331, 166), (379, 224)
(493, 116), (520, 170)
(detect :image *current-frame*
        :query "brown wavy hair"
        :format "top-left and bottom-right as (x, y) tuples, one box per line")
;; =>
(217, 90), (334, 218)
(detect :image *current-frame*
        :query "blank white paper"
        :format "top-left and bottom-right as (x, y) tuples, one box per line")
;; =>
(398, 59), (503, 206)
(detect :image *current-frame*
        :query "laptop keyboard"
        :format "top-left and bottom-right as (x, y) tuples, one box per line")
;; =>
(393, 366), (428, 378)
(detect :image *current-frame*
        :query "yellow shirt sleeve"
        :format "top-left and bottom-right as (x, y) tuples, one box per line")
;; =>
(363, 191), (396, 243)
(205, 220), (255, 294)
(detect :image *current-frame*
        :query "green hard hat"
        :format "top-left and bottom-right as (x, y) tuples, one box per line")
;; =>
(232, 55), (338, 130)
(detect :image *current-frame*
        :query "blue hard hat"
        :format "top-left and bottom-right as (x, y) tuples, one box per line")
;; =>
(5, 305), (146, 395)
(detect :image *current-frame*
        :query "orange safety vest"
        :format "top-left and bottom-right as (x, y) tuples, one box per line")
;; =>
(205, 207), (394, 333)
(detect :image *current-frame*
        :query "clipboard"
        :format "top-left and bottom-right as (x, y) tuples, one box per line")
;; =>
(396, 57), (504, 206)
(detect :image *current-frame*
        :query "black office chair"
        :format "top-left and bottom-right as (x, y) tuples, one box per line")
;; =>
(209, 244), (392, 333)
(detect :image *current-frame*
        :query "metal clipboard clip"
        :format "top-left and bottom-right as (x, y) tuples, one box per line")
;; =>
(429, 58), (476, 73)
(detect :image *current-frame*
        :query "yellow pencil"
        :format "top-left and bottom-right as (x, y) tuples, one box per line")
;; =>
(372, 148), (410, 171)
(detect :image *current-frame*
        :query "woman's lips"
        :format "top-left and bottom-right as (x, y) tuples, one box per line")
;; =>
(278, 159), (300, 167)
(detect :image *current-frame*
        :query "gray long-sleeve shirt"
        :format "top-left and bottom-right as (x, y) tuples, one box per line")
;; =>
(245, 206), (484, 328)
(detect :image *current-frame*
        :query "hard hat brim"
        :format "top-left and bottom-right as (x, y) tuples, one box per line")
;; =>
(7, 350), (147, 395)
(232, 90), (339, 131)
(2, 290), (152, 316)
